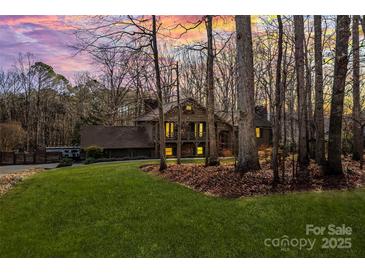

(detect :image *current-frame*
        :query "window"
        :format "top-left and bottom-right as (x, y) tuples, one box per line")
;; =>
(256, 128), (261, 138)
(165, 122), (175, 138)
(165, 147), (173, 156)
(185, 104), (192, 111)
(194, 122), (204, 138)
(197, 146), (204, 155)
(199, 123), (204, 137)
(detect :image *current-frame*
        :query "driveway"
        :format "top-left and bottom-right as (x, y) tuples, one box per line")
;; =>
(0, 163), (58, 177)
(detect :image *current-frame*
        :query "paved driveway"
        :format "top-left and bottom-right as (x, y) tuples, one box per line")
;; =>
(0, 163), (58, 177)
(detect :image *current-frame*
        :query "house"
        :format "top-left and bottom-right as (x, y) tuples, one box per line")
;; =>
(80, 97), (271, 158)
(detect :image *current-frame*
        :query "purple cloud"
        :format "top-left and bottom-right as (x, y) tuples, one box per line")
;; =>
(0, 16), (94, 79)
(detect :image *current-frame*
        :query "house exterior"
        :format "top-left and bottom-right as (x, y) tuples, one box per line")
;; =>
(80, 98), (271, 158)
(80, 125), (155, 158)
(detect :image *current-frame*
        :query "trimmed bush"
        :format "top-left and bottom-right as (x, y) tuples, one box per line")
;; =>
(57, 158), (73, 168)
(85, 146), (104, 159)
(84, 157), (96, 165)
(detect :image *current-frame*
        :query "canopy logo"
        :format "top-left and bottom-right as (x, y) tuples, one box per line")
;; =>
(264, 235), (316, 252)
(264, 224), (352, 252)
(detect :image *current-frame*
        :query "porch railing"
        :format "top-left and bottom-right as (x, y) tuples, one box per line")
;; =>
(165, 131), (206, 141)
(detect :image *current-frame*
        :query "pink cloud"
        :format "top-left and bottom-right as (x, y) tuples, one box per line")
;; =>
(0, 16), (93, 79)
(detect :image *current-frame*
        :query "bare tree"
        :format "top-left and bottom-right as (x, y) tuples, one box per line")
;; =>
(327, 15), (351, 176)
(294, 15), (309, 182)
(176, 62), (182, 165)
(235, 15), (260, 173)
(16, 53), (35, 152)
(272, 15), (284, 185)
(151, 15), (167, 171)
(314, 15), (326, 165)
(304, 17), (315, 160)
(205, 16), (220, 166)
(73, 15), (167, 170)
(352, 15), (362, 161)
(91, 47), (134, 126)
(0, 122), (25, 151)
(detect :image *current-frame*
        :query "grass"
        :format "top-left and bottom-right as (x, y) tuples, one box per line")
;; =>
(0, 160), (364, 257)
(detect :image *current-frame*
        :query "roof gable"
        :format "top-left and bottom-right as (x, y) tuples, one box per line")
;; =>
(135, 97), (204, 122)
(135, 97), (271, 128)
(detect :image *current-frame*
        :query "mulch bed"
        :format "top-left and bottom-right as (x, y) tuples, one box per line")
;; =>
(0, 169), (42, 197)
(141, 157), (364, 198)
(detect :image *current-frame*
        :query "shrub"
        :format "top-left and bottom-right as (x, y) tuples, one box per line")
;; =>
(0, 122), (26, 151)
(84, 146), (104, 159)
(84, 157), (96, 165)
(57, 158), (73, 168)
(342, 133), (353, 156)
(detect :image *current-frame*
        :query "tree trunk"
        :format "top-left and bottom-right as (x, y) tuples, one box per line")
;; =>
(314, 15), (326, 165)
(352, 15), (362, 161)
(281, 41), (289, 180)
(152, 15), (167, 171)
(327, 15), (351, 176)
(235, 15), (260, 173)
(361, 125), (365, 170)
(25, 89), (30, 152)
(205, 15), (220, 166)
(360, 17), (365, 169)
(305, 43), (315, 160)
(272, 15), (283, 185)
(176, 62), (182, 165)
(362, 16), (365, 38)
(294, 15), (309, 182)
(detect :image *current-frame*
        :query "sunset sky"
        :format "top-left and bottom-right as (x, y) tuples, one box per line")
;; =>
(0, 15), (237, 79)
(0, 16), (95, 78)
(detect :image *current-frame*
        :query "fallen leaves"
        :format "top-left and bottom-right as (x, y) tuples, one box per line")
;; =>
(141, 157), (364, 198)
(0, 169), (41, 196)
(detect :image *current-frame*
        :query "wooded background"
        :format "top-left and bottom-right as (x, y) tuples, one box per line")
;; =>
(0, 15), (363, 179)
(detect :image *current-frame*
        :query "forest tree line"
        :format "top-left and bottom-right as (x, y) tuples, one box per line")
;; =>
(0, 15), (364, 181)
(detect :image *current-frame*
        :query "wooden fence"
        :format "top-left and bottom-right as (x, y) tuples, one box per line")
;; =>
(0, 151), (61, 165)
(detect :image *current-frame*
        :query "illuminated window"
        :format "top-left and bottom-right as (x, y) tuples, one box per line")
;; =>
(199, 123), (204, 137)
(165, 122), (174, 138)
(197, 146), (204, 155)
(256, 128), (261, 138)
(165, 147), (173, 156)
(185, 105), (192, 111)
(194, 122), (204, 138)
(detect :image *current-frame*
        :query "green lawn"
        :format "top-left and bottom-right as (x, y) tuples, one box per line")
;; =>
(0, 161), (364, 257)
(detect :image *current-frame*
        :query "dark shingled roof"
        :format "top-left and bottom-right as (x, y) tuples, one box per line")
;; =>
(80, 125), (154, 149)
(136, 97), (271, 128)
(135, 98), (194, 122)
(216, 111), (272, 128)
